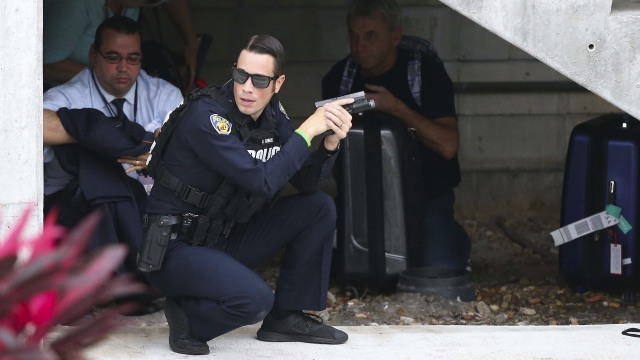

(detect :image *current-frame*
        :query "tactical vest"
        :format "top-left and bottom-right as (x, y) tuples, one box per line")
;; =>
(146, 84), (281, 244)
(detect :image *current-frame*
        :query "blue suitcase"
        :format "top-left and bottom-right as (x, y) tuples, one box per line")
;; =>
(560, 114), (640, 296)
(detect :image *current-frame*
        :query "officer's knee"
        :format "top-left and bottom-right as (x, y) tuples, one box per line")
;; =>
(233, 283), (274, 325)
(242, 283), (274, 325)
(307, 191), (337, 224)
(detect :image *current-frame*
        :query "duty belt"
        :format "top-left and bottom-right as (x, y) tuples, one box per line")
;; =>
(142, 213), (197, 235)
(142, 213), (228, 246)
(155, 165), (210, 208)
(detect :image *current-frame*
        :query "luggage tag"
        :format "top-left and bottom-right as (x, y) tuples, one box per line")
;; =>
(611, 246), (633, 274)
(610, 243), (622, 275)
(550, 204), (633, 247)
(550, 211), (619, 246)
(605, 204), (633, 234)
(605, 204), (632, 275)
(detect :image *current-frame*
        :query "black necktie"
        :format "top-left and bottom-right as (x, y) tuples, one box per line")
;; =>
(111, 98), (128, 127)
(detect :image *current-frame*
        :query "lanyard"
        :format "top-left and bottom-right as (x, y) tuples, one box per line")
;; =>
(91, 68), (138, 123)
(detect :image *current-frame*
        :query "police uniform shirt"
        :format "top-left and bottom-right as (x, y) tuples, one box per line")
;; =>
(43, 66), (183, 195)
(146, 82), (339, 215)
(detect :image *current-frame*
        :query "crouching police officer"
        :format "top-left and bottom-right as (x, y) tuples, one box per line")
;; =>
(139, 34), (354, 355)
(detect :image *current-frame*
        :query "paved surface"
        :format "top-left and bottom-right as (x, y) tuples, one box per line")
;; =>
(55, 311), (640, 359)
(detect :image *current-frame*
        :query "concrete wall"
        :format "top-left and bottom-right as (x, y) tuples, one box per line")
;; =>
(0, 0), (42, 237)
(146, 0), (621, 220)
(440, 0), (640, 120)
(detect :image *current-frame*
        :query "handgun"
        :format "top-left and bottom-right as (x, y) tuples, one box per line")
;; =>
(315, 91), (376, 114)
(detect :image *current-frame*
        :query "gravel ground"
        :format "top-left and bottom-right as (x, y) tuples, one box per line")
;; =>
(258, 217), (640, 327)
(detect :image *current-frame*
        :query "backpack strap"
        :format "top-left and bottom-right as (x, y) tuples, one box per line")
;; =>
(399, 35), (441, 107)
(339, 59), (359, 97)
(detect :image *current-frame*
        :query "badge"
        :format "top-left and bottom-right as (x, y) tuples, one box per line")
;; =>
(210, 114), (232, 135)
(279, 101), (290, 120)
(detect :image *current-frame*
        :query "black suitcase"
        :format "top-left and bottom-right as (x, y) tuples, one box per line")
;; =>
(559, 113), (640, 297)
(334, 113), (423, 293)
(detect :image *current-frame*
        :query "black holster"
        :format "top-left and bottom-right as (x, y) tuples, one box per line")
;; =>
(137, 215), (180, 272)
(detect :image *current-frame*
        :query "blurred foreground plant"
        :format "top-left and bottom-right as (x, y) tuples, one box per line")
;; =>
(0, 207), (147, 359)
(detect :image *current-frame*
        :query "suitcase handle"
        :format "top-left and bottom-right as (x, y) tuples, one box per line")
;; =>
(608, 180), (616, 204)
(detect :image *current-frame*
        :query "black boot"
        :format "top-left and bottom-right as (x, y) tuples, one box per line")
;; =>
(164, 297), (210, 355)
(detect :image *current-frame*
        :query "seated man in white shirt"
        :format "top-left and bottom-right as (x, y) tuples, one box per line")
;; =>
(43, 15), (183, 316)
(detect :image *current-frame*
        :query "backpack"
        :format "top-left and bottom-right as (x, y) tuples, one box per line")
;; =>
(338, 35), (442, 107)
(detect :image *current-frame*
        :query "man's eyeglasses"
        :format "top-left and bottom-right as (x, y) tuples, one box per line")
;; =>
(232, 67), (278, 89)
(98, 50), (142, 65)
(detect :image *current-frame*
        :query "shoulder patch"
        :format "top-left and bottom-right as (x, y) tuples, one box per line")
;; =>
(279, 101), (290, 120)
(210, 114), (232, 135)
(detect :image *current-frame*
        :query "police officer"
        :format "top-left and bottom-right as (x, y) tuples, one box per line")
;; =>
(141, 34), (354, 355)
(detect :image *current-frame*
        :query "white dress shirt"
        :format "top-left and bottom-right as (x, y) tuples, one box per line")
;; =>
(43, 67), (183, 195)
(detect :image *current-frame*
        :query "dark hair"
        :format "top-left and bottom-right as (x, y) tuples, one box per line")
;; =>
(347, 0), (402, 31)
(93, 16), (140, 51)
(239, 35), (286, 77)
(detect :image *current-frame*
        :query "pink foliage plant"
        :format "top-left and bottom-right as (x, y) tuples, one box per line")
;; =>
(0, 207), (147, 359)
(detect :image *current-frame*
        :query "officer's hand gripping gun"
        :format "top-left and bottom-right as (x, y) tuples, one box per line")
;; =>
(314, 91), (375, 114)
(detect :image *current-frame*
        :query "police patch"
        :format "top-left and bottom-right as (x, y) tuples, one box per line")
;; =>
(279, 101), (290, 120)
(210, 114), (232, 135)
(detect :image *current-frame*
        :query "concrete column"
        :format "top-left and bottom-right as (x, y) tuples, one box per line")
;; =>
(0, 0), (42, 238)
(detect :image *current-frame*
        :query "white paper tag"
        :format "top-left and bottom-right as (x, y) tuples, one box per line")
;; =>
(610, 244), (622, 275)
(550, 211), (620, 246)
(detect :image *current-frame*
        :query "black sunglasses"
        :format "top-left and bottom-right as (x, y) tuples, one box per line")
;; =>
(98, 50), (142, 65)
(232, 67), (278, 89)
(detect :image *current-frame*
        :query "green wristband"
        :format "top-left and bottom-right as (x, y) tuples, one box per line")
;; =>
(295, 129), (311, 147)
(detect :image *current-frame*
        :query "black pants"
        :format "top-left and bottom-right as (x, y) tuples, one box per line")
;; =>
(44, 178), (148, 274)
(144, 192), (336, 341)
(419, 189), (471, 271)
(43, 180), (90, 229)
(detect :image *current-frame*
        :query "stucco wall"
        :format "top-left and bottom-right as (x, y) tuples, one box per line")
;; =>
(0, 0), (42, 237)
